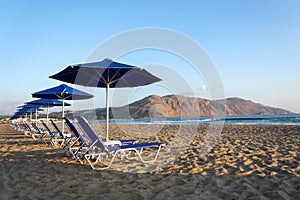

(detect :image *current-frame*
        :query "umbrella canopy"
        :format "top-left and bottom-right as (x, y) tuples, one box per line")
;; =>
(10, 112), (27, 120)
(32, 84), (93, 100)
(49, 59), (162, 88)
(26, 98), (71, 107)
(26, 98), (71, 124)
(17, 107), (43, 112)
(32, 84), (93, 132)
(18, 104), (45, 109)
(50, 59), (161, 141)
(19, 105), (44, 121)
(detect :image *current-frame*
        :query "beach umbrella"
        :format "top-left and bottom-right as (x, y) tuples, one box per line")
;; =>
(49, 59), (161, 142)
(10, 114), (24, 120)
(10, 112), (29, 121)
(26, 98), (71, 125)
(17, 106), (44, 122)
(11, 111), (27, 119)
(18, 105), (35, 121)
(31, 84), (94, 133)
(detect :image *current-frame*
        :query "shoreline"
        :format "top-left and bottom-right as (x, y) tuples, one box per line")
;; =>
(0, 123), (299, 199)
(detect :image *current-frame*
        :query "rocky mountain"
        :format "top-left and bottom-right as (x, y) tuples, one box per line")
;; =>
(49, 95), (292, 119)
(83, 95), (292, 119)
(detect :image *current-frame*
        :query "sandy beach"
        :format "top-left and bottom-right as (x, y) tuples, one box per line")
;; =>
(0, 123), (299, 199)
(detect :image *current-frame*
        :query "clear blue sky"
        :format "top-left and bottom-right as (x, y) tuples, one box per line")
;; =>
(1, 0), (299, 115)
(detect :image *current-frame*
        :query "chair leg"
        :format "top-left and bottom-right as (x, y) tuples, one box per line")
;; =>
(135, 145), (162, 163)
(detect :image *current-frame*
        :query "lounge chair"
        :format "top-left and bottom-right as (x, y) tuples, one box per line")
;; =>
(64, 117), (139, 164)
(75, 116), (164, 170)
(49, 119), (72, 145)
(16, 122), (32, 135)
(75, 117), (139, 146)
(23, 122), (35, 132)
(41, 120), (58, 136)
(64, 117), (93, 162)
(50, 119), (65, 135)
(41, 120), (66, 145)
(11, 123), (22, 131)
(30, 122), (47, 139)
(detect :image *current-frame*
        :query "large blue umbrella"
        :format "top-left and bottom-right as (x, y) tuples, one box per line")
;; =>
(31, 84), (93, 132)
(26, 98), (71, 125)
(49, 59), (161, 142)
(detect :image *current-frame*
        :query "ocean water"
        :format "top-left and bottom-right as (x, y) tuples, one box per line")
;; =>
(94, 114), (300, 125)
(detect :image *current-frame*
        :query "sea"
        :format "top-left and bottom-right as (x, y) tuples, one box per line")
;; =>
(94, 114), (300, 125)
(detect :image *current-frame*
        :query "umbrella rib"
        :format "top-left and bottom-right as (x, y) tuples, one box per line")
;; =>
(93, 67), (110, 85)
(109, 69), (130, 86)
(109, 68), (122, 84)
(81, 68), (108, 86)
(110, 69), (139, 87)
(55, 93), (63, 100)
(91, 67), (108, 84)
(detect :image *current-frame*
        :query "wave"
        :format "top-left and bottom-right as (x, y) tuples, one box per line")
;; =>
(92, 114), (300, 125)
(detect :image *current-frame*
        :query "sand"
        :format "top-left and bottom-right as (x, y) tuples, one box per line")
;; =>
(0, 123), (299, 199)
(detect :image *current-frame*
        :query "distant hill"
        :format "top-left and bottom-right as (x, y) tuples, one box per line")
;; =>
(61, 94), (293, 119)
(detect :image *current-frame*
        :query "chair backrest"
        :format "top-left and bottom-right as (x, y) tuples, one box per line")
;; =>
(75, 116), (106, 150)
(19, 123), (27, 131)
(50, 119), (65, 138)
(64, 117), (87, 144)
(41, 120), (52, 133)
(64, 118), (80, 137)
(31, 123), (40, 132)
(50, 119), (62, 133)
(17, 123), (24, 131)
(24, 122), (33, 131)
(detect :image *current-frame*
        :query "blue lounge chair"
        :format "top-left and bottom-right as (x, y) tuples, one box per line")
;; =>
(16, 122), (32, 135)
(74, 117), (138, 146)
(49, 119), (72, 143)
(30, 122), (47, 139)
(41, 120), (66, 145)
(75, 116), (164, 170)
(11, 123), (22, 131)
(50, 119), (65, 135)
(64, 117), (94, 162)
(23, 122), (35, 132)
(41, 120), (57, 137)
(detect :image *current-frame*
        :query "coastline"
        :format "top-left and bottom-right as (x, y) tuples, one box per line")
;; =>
(0, 123), (299, 199)
(89, 113), (300, 126)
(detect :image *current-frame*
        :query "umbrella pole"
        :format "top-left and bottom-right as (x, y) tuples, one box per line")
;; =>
(106, 84), (109, 142)
(62, 99), (65, 133)
(30, 110), (32, 122)
(35, 107), (38, 123)
(46, 105), (49, 125)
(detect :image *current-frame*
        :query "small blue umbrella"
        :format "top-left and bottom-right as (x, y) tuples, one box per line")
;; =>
(10, 114), (22, 120)
(13, 111), (28, 116)
(10, 112), (27, 120)
(26, 98), (71, 124)
(17, 107), (43, 112)
(32, 84), (93, 132)
(49, 59), (161, 141)
(17, 106), (44, 122)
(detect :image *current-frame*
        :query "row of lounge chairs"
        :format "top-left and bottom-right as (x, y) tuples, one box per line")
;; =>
(11, 117), (164, 170)
(12, 120), (72, 144)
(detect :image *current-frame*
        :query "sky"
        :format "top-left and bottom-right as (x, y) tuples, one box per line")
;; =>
(0, 0), (299, 115)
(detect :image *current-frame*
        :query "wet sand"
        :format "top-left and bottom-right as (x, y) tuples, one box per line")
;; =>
(0, 123), (299, 199)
